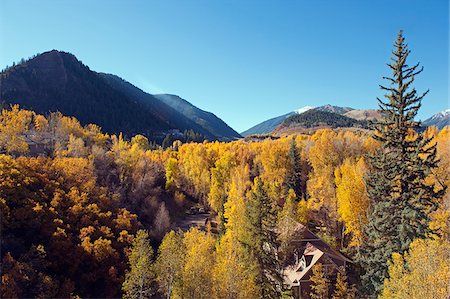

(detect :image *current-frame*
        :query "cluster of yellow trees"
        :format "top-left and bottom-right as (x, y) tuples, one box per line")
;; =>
(1, 105), (449, 298)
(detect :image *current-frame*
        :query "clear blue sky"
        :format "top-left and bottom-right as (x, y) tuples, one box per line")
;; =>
(0, 1), (448, 132)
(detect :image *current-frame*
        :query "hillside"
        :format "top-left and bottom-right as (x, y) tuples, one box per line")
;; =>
(240, 112), (294, 136)
(98, 73), (217, 140)
(242, 105), (356, 136)
(0, 50), (239, 141)
(154, 94), (241, 140)
(273, 109), (367, 134)
(343, 109), (382, 121)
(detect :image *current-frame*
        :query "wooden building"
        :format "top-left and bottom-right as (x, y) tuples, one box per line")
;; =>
(283, 223), (351, 299)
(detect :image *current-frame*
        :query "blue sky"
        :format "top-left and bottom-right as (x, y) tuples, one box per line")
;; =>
(0, 1), (448, 132)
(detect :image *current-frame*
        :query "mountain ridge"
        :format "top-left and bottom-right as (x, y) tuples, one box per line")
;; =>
(154, 94), (241, 141)
(0, 50), (240, 141)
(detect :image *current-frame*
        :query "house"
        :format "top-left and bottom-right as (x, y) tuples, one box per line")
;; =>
(283, 223), (351, 299)
(24, 133), (53, 156)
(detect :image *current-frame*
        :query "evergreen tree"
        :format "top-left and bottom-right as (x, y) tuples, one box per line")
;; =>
(245, 178), (283, 299)
(285, 137), (303, 198)
(122, 230), (156, 299)
(162, 134), (174, 149)
(359, 31), (445, 297)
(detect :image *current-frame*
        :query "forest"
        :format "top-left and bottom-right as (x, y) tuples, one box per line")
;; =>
(1, 33), (449, 299)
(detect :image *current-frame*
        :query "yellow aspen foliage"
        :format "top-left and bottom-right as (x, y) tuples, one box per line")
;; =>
(84, 123), (109, 146)
(297, 199), (309, 224)
(332, 267), (356, 299)
(208, 151), (236, 213)
(307, 130), (342, 221)
(165, 157), (179, 191)
(214, 164), (258, 299)
(223, 164), (251, 240)
(255, 137), (290, 200)
(155, 230), (185, 299)
(177, 142), (215, 202)
(380, 238), (450, 299)
(310, 263), (330, 299)
(33, 114), (49, 132)
(334, 157), (369, 247)
(213, 233), (258, 299)
(428, 202), (450, 239)
(0, 105), (32, 154)
(181, 227), (215, 299)
(122, 230), (156, 299)
(67, 134), (87, 157)
(427, 127), (450, 239)
(307, 165), (336, 212)
(130, 134), (149, 150)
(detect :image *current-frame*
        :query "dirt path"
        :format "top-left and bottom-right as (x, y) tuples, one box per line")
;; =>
(172, 213), (211, 231)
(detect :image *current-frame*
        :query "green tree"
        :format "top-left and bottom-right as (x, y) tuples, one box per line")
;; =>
(123, 230), (156, 299)
(162, 134), (174, 149)
(359, 31), (445, 297)
(245, 178), (283, 299)
(285, 137), (303, 198)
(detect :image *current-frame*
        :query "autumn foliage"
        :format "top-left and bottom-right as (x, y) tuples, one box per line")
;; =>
(0, 105), (449, 298)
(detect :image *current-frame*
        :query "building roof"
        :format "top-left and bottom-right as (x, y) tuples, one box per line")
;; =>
(283, 222), (351, 288)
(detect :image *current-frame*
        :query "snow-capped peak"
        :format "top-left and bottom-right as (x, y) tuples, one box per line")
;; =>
(294, 106), (316, 114)
(432, 109), (450, 119)
(438, 109), (450, 117)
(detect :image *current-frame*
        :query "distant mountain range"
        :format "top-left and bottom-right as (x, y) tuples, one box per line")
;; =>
(0, 50), (241, 141)
(423, 109), (450, 129)
(241, 105), (366, 136)
(242, 104), (448, 136)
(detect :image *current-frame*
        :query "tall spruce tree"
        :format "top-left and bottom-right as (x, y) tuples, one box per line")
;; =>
(285, 137), (303, 198)
(245, 178), (283, 299)
(359, 31), (445, 297)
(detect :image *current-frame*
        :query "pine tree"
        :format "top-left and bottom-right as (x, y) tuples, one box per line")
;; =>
(285, 137), (303, 198)
(122, 230), (156, 299)
(359, 31), (445, 297)
(245, 178), (283, 299)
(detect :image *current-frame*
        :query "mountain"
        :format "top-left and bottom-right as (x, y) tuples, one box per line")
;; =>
(274, 109), (367, 135)
(154, 94), (241, 140)
(98, 73), (218, 140)
(0, 50), (238, 141)
(241, 105), (353, 136)
(315, 104), (353, 114)
(422, 109), (450, 129)
(295, 106), (316, 114)
(343, 109), (382, 121)
(241, 112), (294, 136)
